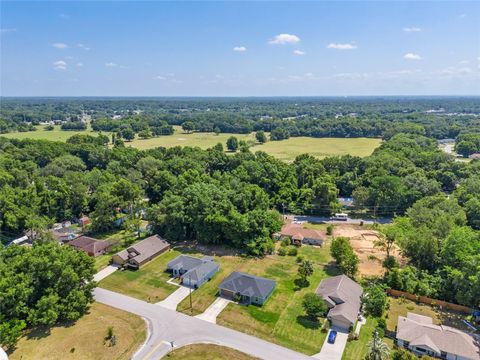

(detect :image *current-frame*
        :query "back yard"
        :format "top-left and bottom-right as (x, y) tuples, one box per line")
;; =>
(9, 303), (146, 360)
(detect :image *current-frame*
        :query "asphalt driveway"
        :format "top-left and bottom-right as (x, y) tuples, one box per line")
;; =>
(313, 327), (349, 360)
(156, 285), (192, 310)
(195, 297), (232, 323)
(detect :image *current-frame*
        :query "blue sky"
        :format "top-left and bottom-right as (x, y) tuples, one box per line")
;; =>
(1, 1), (479, 96)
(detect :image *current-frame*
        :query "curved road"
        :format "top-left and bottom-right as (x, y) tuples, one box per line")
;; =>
(94, 288), (313, 360)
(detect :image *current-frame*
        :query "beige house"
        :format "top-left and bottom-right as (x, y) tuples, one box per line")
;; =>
(112, 234), (170, 269)
(315, 274), (363, 330)
(276, 223), (326, 246)
(396, 313), (480, 360)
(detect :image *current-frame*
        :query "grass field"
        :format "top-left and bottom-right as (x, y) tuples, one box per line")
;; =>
(9, 302), (146, 360)
(1, 126), (381, 162)
(342, 317), (378, 360)
(163, 344), (258, 360)
(98, 249), (183, 303)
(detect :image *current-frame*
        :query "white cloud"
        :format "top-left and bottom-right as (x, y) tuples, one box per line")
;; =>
(459, 60), (469, 65)
(269, 33), (300, 45)
(77, 43), (91, 51)
(105, 62), (118, 67)
(327, 43), (357, 50)
(76, 62), (84, 67)
(404, 53), (422, 60)
(293, 50), (305, 56)
(53, 60), (67, 70)
(154, 75), (166, 80)
(52, 42), (68, 49)
(441, 66), (473, 75)
(0, 28), (16, 34)
(233, 46), (247, 52)
(403, 27), (421, 32)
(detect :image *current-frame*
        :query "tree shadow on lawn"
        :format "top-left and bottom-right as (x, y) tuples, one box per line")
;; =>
(324, 262), (342, 277)
(296, 315), (321, 329)
(173, 242), (245, 257)
(294, 278), (310, 291)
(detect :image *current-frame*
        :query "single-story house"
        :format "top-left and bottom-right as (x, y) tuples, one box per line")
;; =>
(315, 274), (363, 330)
(167, 255), (219, 288)
(218, 271), (276, 305)
(275, 223), (326, 246)
(112, 234), (170, 269)
(50, 222), (79, 242)
(396, 312), (480, 360)
(68, 236), (111, 257)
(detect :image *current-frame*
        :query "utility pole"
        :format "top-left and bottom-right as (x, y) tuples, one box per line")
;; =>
(188, 274), (192, 314)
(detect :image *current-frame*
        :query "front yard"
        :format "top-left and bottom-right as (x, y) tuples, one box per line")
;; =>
(98, 249), (186, 302)
(10, 303), (146, 360)
(342, 317), (378, 360)
(164, 344), (258, 360)
(204, 245), (339, 355)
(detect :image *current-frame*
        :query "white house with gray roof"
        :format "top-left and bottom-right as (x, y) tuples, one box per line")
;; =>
(218, 271), (276, 305)
(396, 313), (480, 360)
(315, 274), (363, 330)
(167, 255), (219, 288)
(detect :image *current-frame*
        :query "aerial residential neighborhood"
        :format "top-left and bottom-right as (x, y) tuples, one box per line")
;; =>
(1, 1), (480, 360)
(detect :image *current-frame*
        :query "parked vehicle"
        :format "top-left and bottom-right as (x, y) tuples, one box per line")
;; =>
(330, 213), (348, 221)
(328, 330), (337, 344)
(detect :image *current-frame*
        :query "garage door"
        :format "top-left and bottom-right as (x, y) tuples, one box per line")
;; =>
(331, 318), (351, 330)
(220, 289), (236, 299)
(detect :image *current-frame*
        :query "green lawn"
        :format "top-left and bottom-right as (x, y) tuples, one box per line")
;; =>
(164, 344), (258, 360)
(180, 244), (341, 355)
(1, 126), (381, 162)
(342, 317), (378, 360)
(98, 249), (183, 303)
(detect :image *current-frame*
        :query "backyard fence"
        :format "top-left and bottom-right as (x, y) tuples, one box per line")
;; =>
(387, 288), (473, 314)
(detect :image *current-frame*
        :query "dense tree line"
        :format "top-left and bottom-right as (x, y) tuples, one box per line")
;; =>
(0, 242), (96, 349)
(2, 98), (479, 143)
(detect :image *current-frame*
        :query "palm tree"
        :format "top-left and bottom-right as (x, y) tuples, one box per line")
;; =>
(365, 332), (390, 360)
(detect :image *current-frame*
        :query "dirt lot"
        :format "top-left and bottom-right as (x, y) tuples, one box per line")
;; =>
(333, 224), (404, 277)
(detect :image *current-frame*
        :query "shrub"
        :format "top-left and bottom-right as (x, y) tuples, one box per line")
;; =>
(277, 247), (287, 256)
(280, 237), (290, 247)
(287, 246), (298, 256)
(296, 255), (305, 263)
(326, 224), (334, 235)
(377, 318), (386, 330)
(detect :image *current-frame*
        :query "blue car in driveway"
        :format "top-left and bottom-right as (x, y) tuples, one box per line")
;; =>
(328, 330), (337, 344)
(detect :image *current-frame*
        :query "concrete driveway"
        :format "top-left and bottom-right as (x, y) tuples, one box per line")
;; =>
(313, 327), (349, 360)
(93, 264), (119, 282)
(195, 297), (232, 323)
(156, 285), (192, 310)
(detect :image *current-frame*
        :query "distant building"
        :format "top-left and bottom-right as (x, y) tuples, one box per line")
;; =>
(316, 275), (363, 330)
(68, 236), (111, 257)
(396, 312), (480, 360)
(275, 223), (325, 246)
(218, 271), (276, 305)
(469, 153), (480, 160)
(167, 255), (219, 288)
(8, 235), (30, 247)
(78, 216), (90, 228)
(112, 234), (170, 269)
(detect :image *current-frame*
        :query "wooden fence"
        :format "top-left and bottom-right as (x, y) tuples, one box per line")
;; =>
(387, 288), (473, 314)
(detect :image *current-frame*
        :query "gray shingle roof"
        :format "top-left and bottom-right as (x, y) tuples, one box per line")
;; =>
(218, 271), (276, 299)
(183, 261), (219, 281)
(397, 313), (480, 360)
(315, 274), (363, 325)
(167, 255), (204, 272)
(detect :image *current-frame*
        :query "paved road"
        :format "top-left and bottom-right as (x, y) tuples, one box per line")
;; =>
(195, 297), (232, 323)
(289, 214), (392, 225)
(94, 288), (313, 360)
(312, 327), (349, 360)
